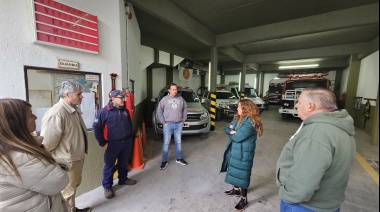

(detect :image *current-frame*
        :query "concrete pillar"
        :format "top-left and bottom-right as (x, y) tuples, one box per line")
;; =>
(239, 63), (246, 100)
(256, 70), (260, 95)
(371, 89), (379, 146)
(146, 67), (153, 127)
(209, 47), (218, 131)
(260, 71), (265, 97)
(345, 55), (361, 117)
(201, 75), (206, 87)
(220, 73), (225, 84)
(335, 70), (344, 108)
(166, 67), (173, 85)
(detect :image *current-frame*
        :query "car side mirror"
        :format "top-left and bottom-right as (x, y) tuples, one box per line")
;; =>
(201, 98), (206, 103)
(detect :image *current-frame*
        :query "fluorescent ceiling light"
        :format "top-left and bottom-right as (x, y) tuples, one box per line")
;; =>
(279, 64), (319, 69)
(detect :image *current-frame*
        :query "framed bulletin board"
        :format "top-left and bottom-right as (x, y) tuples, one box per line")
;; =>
(24, 66), (102, 130)
(28, 90), (52, 108)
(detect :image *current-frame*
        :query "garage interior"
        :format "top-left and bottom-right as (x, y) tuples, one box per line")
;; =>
(75, 105), (379, 211)
(72, 1), (380, 211)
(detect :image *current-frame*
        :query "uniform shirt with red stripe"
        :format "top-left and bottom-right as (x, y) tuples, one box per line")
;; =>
(93, 103), (133, 146)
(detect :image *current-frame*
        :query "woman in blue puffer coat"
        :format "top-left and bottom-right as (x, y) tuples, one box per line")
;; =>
(220, 99), (263, 211)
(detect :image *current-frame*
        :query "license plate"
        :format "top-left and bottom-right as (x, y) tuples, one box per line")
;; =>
(183, 122), (190, 127)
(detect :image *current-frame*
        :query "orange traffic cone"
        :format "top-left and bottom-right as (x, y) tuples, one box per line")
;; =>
(142, 120), (148, 145)
(127, 133), (144, 170)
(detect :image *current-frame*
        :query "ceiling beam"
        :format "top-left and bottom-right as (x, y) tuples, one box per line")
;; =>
(246, 42), (372, 63)
(247, 63), (259, 71)
(218, 47), (246, 63)
(129, 0), (215, 46)
(141, 34), (193, 59)
(216, 3), (379, 47)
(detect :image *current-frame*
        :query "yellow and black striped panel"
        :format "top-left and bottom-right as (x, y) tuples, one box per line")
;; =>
(240, 92), (245, 100)
(210, 92), (217, 131)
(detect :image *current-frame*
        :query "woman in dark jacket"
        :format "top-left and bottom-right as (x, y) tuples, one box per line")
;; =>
(220, 99), (263, 211)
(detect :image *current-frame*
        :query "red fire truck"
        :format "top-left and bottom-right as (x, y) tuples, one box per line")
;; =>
(279, 73), (331, 119)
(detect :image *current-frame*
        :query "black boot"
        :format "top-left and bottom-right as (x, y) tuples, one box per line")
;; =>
(235, 197), (248, 211)
(224, 188), (241, 196)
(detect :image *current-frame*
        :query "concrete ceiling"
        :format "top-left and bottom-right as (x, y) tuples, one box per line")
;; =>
(128, 0), (379, 74)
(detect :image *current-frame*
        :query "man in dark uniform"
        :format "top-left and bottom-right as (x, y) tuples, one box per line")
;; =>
(93, 90), (136, 199)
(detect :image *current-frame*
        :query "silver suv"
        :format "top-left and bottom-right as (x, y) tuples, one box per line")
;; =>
(151, 87), (210, 140)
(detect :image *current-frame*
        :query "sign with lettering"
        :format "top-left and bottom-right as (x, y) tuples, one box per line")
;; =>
(58, 59), (79, 70)
(32, 0), (99, 54)
(85, 74), (99, 82)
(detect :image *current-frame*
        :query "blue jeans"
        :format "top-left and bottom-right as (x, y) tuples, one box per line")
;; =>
(162, 123), (183, 162)
(280, 200), (340, 212)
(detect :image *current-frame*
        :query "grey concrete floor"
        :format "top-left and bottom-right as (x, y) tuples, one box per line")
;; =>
(76, 105), (379, 212)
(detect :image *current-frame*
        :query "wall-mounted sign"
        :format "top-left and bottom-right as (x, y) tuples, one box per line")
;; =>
(58, 59), (79, 70)
(85, 74), (99, 82)
(32, 0), (99, 54)
(179, 66), (193, 81)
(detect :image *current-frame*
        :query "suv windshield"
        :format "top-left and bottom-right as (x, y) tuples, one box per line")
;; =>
(160, 91), (200, 102)
(216, 92), (237, 99)
(245, 88), (258, 98)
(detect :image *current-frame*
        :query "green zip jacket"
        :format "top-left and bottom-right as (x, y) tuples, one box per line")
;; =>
(276, 109), (356, 212)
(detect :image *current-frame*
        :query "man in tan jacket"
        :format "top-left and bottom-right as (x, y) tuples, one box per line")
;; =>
(41, 81), (91, 212)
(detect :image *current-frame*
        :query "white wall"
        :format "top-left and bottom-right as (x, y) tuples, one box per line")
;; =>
(151, 67), (202, 96)
(0, 0), (125, 108)
(357, 51), (379, 106)
(126, 4), (153, 104)
(152, 68), (167, 97)
(174, 69), (202, 90)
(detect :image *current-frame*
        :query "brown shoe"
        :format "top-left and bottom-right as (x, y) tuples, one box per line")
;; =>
(104, 187), (114, 199)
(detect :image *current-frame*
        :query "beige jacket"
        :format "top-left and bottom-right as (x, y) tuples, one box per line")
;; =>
(41, 98), (88, 162)
(0, 151), (69, 212)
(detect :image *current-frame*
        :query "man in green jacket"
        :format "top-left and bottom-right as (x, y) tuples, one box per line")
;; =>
(276, 87), (356, 212)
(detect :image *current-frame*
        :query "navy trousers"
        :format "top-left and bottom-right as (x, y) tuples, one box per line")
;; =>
(102, 140), (133, 188)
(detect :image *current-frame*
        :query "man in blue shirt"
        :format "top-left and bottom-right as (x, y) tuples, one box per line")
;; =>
(93, 90), (137, 199)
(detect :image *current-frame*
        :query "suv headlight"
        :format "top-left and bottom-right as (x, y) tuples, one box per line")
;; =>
(219, 102), (228, 108)
(200, 112), (209, 120)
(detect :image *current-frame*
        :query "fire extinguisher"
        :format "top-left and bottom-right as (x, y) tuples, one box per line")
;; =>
(125, 90), (134, 120)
